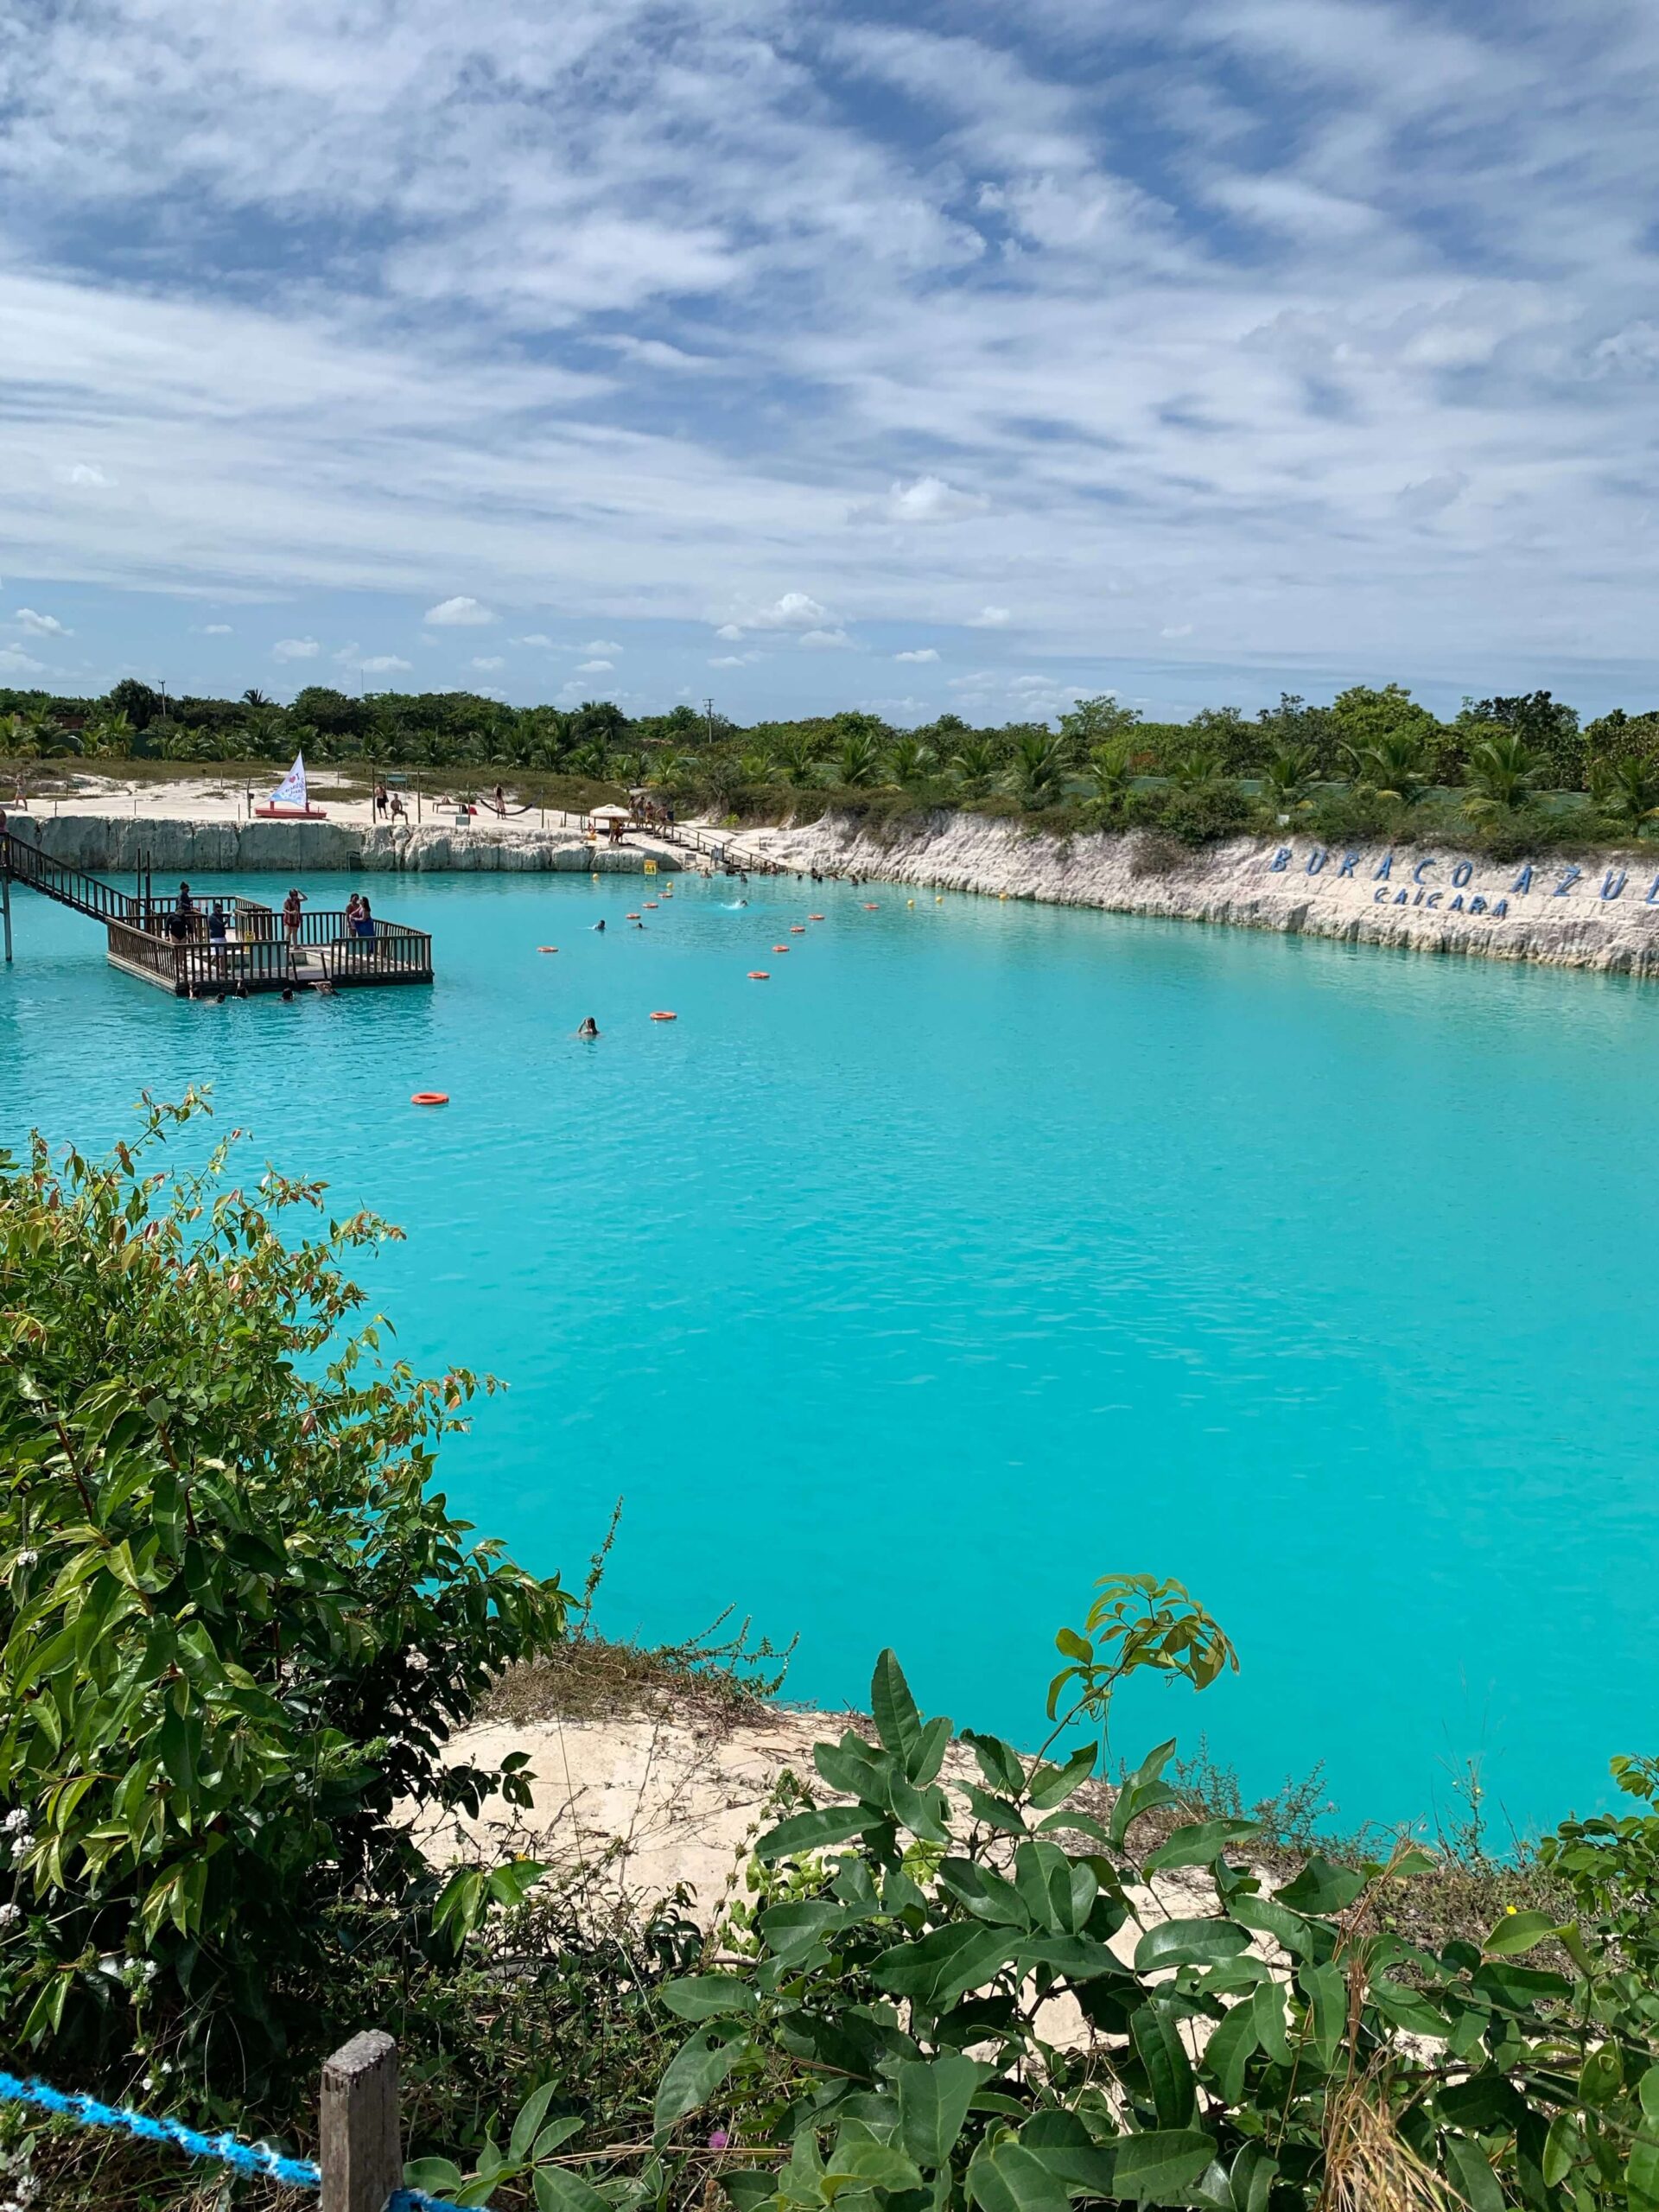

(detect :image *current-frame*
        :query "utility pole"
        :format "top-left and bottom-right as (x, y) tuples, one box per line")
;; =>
(704, 696), (715, 745)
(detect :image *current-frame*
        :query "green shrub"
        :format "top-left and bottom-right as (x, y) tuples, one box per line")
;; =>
(0, 1094), (566, 2089)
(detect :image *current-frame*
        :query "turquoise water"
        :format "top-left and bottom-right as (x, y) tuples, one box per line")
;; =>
(3, 866), (1656, 1837)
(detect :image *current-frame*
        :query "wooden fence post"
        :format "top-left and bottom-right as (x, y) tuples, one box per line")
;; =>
(320, 2031), (402, 2212)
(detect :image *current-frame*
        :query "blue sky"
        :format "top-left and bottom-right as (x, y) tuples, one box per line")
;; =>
(2, 0), (1657, 725)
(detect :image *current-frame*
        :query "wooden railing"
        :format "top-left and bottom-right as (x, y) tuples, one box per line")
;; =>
(2, 828), (140, 923)
(105, 911), (432, 994)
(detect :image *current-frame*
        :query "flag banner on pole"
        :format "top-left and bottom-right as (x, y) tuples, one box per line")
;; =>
(268, 753), (308, 810)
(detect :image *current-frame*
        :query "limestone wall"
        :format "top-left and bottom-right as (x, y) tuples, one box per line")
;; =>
(17, 817), (680, 877)
(739, 812), (1659, 978)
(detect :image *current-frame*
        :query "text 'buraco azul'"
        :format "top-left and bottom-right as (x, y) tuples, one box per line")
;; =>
(1262, 845), (1659, 922)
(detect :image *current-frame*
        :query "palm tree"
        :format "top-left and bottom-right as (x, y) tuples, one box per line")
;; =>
(1260, 743), (1318, 810)
(1346, 730), (1431, 805)
(569, 738), (613, 780)
(1463, 732), (1543, 815)
(735, 752), (774, 785)
(832, 732), (882, 788)
(885, 737), (937, 788)
(1086, 739), (1135, 812)
(949, 736), (999, 796)
(1166, 739), (1224, 792)
(1007, 729), (1067, 809)
(1589, 754), (1659, 830)
(242, 688), (274, 709)
(772, 732), (823, 788)
(86, 710), (134, 760)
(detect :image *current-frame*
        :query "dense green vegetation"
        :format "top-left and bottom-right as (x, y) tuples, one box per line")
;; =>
(6, 683), (1659, 855)
(9, 1108), (1659, 2212)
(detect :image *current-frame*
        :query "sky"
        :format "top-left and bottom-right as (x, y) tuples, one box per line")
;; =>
(2, 0), (1658, 728)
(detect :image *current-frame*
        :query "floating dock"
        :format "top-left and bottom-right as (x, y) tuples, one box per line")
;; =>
(1, 828), (434, 996)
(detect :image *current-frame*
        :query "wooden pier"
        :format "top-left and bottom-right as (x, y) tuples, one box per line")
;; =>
(1, 828), (434, 997)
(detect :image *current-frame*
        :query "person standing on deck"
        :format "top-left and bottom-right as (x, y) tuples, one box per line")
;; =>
(283, 886), (305, 965)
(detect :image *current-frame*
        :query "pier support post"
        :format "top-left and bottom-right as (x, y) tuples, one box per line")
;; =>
(3, 871), (11, 964)
(320, 2031), (401, 2212)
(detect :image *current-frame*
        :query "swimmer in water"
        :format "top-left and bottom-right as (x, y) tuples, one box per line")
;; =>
(593, 918), (606, 931)
(576, 1016), (600, 1038)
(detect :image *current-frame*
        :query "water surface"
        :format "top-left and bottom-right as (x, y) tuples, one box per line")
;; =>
(3, 867), (1653, 1836)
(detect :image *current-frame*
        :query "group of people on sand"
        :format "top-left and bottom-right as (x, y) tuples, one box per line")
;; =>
(371, 782), (410, 822)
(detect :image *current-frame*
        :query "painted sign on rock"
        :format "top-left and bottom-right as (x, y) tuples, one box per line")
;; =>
(1262, 845), (1657, 922)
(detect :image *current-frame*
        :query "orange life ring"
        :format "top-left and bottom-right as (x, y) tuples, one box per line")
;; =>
(790, 925), (805, 932)
(809, 913), (824, 920)
(626, 912), (641, 920)
(772, 944), (790, 952)
(644, 900), (658, 908)
(537, 945), (557, 953)
(410, 1091), (448, 1106)
(650, 1010), (677, 1021)
(747, 970), (770, 980)
(863, 902), (880, 910)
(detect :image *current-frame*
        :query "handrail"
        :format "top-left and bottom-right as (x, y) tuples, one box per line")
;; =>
(2, 827), (141, 923)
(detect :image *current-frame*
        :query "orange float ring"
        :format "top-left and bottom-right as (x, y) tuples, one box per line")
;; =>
(747, 970), (770, 980)
(650, 1010), (677, 1021)
(790, 925), (805, 932)
(537, 945), (557, 953)
(644, 900), (658, 908)
(626, 912), (641, 920)
(772, 944), (790, 952)
(863, 901), (880, 910)
(410, 1091), (448, 1107)
(809, 913), (824, 920)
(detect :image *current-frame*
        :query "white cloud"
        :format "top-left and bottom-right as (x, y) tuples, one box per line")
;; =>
(513, 632), (556, 648)
(423, 595), (496, 627)
(576, 658), (613, 672)
(894, 646), (939, 663)
(0, 646), (44, 674)
(849, 475), (989, 525)
(709, 654), (748, 666)
(798, 628), (852, 649)
(1160, 623), (1194, 639)
(581, 639), (621, 654)
(0, 0), (1657, 702)
(200, 621), (232, 634)
(359, 653), (412, 673)
(15, 607), (71, 635)
(470, 654), (505, 671)
(721, 592), (835, 635)
(272, 637), (320, 662)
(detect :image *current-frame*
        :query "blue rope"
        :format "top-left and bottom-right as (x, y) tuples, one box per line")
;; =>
(0, 2071), (474, 2210)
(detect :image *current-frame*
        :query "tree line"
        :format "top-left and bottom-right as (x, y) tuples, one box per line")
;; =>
(6, 678), (1659, 846)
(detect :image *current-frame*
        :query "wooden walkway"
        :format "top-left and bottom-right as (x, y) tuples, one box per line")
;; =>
(1, 828), (434, 996)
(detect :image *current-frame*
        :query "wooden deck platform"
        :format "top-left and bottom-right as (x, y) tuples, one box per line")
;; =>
(2, 830), (434, 996)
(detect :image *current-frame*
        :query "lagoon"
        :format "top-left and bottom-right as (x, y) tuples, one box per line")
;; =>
(3, 865), (1656, 1836)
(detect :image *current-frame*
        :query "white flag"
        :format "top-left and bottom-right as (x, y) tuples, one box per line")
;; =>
(269, 753), (308, 810)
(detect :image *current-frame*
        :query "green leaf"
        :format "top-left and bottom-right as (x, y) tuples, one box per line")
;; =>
(1541, 2115), (1580, 2190)
(1480, 1910), (1556, 1957)
(1135, 1918), (1251, 1974)
(1273, 1854), (1367, 1915)
(658, 1975), (760, 2022)
(1027, 1743), (1097, 1809)
(965, 2141), (1070, 2212)
(1141, 1820), (1260, 1874)
(873, 1923), (1019, 2010)
(404, 2158), (467, 2195)
(872, 1649), (922, 1760)
(939, 1857), (1031, 1928)
(1250, 1979), (1288, 2064)
(963, 1732), (1026, 1797)
(1228, 1893), (1325, 1963)
(1202, 2001), (1258, 2103)
(1109, 2130), (1218, 2205)
(533, 2169), (613, 2212)
(1296, 1961), (1345, 2069)
(1580, 2044), (1622, 2107)
(1130, 2002), (1197, 2128)
(1442, 2136), (1504, 2212)
(894, 2054), (987, 2170)
(1633, 2132), (1659, 2212)
(829, 2140), (925, 2193)
(510, 2082), (559, 2163)
(652, 2030), (745, 2138)
(754, 1805), (880, 1864)
(757, 1899), (859, 1965)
